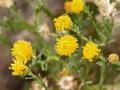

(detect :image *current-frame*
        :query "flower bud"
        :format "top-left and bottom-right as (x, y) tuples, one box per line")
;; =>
(108, 53), (119, 64)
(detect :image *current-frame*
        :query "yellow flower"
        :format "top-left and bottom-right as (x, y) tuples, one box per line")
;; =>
(9, 60), (28, 76)
(83, 42), (100, 62)
(11, 40), (33, 64)
(0, 0), (13, 8)
(55, 35), (78, 56)
(64, 1), (72, 13)
(54, 15), (73, 32)
(71, 0), (84, 13)
(108, 53), (119, 64)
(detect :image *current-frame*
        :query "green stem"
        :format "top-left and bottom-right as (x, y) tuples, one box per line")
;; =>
(85, 7), (107, 45)
(99, 56), (107, 86)
(47, 56), (59, 61)
(29, 71), (48, 90)
(69, 56), (85, 83)
(41, 5), (54, 18)
(85, 7), (101, 37)
(99, 63), (106, 85)
(37, 0), (54, 18)
(84, 63), (92, 81)
(81, 36), (90, 42)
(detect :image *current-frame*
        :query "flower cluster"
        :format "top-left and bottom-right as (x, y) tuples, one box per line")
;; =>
(54, 0), (101, 62)
(7, 0), (120, 89)
(9, 40), (33, 76)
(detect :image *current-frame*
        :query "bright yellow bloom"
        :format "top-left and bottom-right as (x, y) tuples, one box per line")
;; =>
(83, 42), (100, 62)
(55, 35), (78, 56)
(64, 1), (72, 13)
(54, 15), (73, 32)
(11, 40), (33, 64)
(71, 0), (84, 13)
(108, 53), (119, 64)
(9, 60), (28, 76)
(0, 0), (13, 8)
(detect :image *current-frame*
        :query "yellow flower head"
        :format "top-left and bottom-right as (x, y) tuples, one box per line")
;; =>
(54, 15), (73, 32)
(71, 0), (84, 13)
(108, 53), (119, 64)
(64, 1), (72, 13)
(55, 35), (78, 56)
(83, 42), (100, 62)
(11, 40), (33, 64)
(9, 60), (28, 76)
